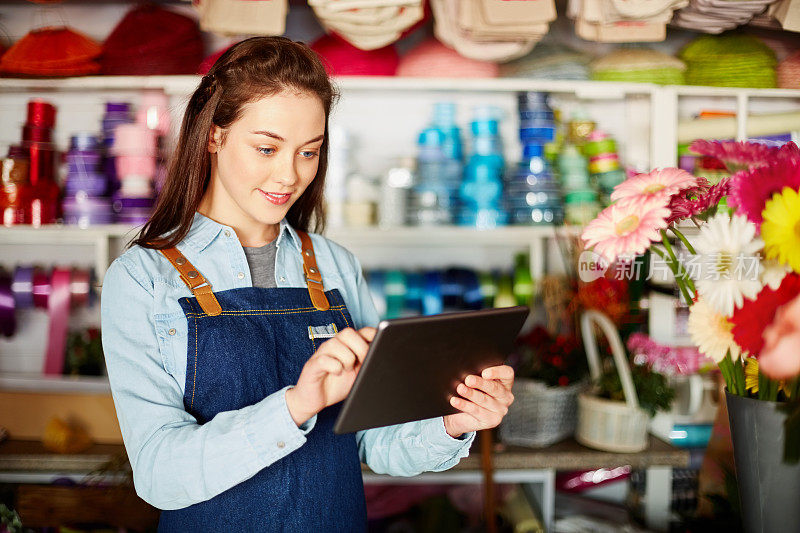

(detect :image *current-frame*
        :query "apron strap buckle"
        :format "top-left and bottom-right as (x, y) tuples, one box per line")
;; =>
(296, 230), (330, 312)
(159, 248), (223, 316)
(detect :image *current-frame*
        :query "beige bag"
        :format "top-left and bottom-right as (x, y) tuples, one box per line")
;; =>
(196, 0), (288, 36)
(576, 18), (667, 41)
(478, 0), (557, 25)
(771, 0), (800, 32)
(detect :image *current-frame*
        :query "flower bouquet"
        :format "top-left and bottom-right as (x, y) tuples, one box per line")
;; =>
(580, 140), (800, 532)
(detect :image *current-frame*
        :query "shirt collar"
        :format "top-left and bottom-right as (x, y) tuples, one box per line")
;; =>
(184, 212), (302, 252)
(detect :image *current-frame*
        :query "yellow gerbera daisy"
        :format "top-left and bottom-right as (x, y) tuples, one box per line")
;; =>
(762, 187), (800, 274)
(745, 357), (760, 393)
(744, 358), (790, 397)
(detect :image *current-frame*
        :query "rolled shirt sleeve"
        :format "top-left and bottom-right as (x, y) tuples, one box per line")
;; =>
(101, 258), (316, 510)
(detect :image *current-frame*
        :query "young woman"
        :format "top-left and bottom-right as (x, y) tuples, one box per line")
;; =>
(100, 36), (515, 531)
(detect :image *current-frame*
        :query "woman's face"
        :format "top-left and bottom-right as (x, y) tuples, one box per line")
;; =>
(203, 90), (325, 240)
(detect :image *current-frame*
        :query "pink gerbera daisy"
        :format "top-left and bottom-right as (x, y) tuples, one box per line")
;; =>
(689, 140), (781, 173)
(610, 168), (700, 205)
(667, 177), (730, 225)
(581, 197), (671, 263)
(727, 157), (800, 227)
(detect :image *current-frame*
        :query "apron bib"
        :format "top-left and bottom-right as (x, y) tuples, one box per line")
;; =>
(156, 230), (367, 532)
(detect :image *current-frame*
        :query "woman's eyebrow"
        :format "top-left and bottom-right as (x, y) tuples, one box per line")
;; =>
(251, 131), (324, 144)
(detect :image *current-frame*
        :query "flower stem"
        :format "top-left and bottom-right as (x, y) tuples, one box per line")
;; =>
(671, 227), (697, 255)
(719, 352), (738, 396)
(661, 230), (697, 295)
(651, 242), (694, 305)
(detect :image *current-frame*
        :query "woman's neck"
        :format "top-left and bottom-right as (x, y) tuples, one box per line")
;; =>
(197, 197), (280, 247)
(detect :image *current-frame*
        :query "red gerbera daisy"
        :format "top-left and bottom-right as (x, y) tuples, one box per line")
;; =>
(666, 177), (730, 225)
(689, 140), (781, 173)
(730, 273), (800, 355)
(728, 157), (800, 228)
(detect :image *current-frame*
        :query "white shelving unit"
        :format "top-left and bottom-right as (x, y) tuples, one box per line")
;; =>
(0, 75), (799, 398)
(2, 75), (800, 392)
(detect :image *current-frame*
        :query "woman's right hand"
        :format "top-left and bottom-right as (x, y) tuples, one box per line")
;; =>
(285, 327), (376, 426)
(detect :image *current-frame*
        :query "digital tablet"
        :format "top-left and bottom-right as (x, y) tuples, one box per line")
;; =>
(333, 306), (530, 434)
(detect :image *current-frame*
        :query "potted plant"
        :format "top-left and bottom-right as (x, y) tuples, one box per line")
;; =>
(500, 325), (587, 448)
(576, 310), (674, 453)
(580, 140), (800, 533)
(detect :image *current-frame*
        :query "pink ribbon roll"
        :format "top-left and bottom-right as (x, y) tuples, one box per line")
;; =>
(43, 268), (72, 375)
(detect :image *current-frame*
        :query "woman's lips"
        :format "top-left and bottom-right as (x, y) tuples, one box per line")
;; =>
(259, 189), (291, 205)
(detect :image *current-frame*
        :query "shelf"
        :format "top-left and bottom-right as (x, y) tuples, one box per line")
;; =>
(0, 374), (111, 394)
(0, 436), (689, 477)
(0, 224), (581, 247)
(2, 75), (800, 99)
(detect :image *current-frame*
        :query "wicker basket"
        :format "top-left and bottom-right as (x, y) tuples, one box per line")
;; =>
(499, 378), (585, 448)
(575, 310), (649, 453)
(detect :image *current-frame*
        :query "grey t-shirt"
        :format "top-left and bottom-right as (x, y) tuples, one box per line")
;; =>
(243, 239), (278, 288)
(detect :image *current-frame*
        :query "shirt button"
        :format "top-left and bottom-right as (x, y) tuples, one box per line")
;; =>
(237, 272), (245, 279)
(224, 230), (231, 237)
(280, 276), (286, 282)
(276, 441), (285, 449)
(168, 328), (176, 336)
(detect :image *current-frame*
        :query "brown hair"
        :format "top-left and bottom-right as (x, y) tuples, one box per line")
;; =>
(132, 36), (338, 250)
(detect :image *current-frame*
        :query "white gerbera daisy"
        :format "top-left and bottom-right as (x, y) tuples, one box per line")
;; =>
(691, 213), (763, 317)
(761, 258), (791, 291)
(688, 297), (744, 363)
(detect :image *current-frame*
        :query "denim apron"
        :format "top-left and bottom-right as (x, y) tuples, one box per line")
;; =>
(155, 229), (367, 532)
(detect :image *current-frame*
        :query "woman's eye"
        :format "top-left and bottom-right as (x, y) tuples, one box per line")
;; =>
(257, 147), (275, 156)
(300, 151), (319, 159)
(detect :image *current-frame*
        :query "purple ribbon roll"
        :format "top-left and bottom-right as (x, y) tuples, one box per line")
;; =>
(64, 172), (109, 197)
(105, 102), (132, 115)
(0, 269), (17, 338)
(12, 266), (35, 309)
(111, 194), (154, 211)
(70, 134), (100, 152)
(66, 151), (102, 170)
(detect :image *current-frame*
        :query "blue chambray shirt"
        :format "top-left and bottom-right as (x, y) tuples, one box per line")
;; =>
(100, 212), (475, 511)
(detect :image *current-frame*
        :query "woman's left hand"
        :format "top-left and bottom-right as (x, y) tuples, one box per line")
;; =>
(442, 365), (515, 439)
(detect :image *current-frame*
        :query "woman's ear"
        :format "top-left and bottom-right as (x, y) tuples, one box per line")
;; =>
(208, 125), (224, 153)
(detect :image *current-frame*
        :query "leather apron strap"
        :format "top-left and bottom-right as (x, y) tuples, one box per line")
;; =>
(159, 227), (330, 314)
(295, 229), (330, 312)
(159, 248), (223, 316)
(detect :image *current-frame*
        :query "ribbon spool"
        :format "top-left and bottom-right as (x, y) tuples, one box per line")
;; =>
(7, 265), (95, 364)
(12, 266), (35, 309)
(0, 269), (16, 337)
(383, 270), (406, 320)
(404, 272), (424, 315)
(422, 270), (443, 316)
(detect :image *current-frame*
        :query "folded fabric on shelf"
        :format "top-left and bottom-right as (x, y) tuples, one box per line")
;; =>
(591, 48), (686, 84)
(778, 50), (800, 88)
(679, 34), (777, 88)
(101, 4), (203, 75)
(672, 0), (781, 33)
(0, 27), (101, 76)
(396, 38), (499, 77)
(310, 33), (399, 76)
(431, 0), (540, 62)
(310, 0), (424, 50)
(194, 0), (287, 36)
(500, 42), (591, 79)
(568, 0), (687, 42)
